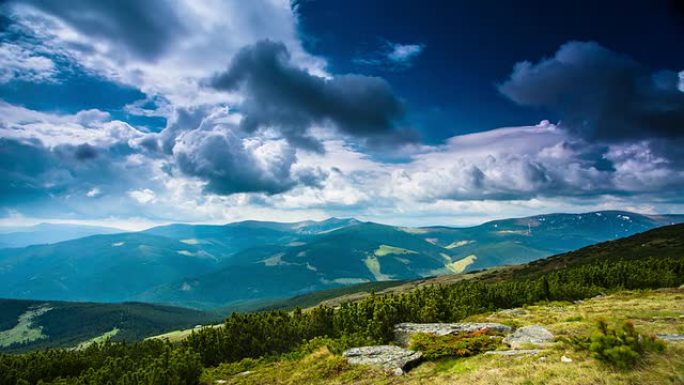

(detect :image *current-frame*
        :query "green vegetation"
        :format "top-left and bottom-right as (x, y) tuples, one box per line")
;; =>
(202, 289), (684, 385)
(0, 305), (51, 348)
(444, 254), (476, 273)
(75, 327), (120, 350)
(363, 255), (392, 280)
(570, 320), (666, 370)
(374, 244), (417, 257)
(0, 340), (202, 385)
(0, 224), (682, 384)
(184, 255), (683, 367)
(409, 329), (503, 359)
(0, 300), (219, 352)
(259, 280), (407, 311)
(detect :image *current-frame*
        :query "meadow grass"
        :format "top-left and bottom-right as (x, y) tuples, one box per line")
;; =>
(201, 288), (684, 385)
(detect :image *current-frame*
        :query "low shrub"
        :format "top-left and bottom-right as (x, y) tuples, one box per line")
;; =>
(409, 329), (503, 360)
(570, 320), (665, 370)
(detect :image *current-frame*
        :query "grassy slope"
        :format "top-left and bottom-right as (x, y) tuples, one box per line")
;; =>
(0, 299), (221, 352)
(201, 288), (684, 385)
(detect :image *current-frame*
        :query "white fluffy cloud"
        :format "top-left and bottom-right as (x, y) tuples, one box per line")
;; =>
(0, 42), (57, 83)
(4, 0), (326, 109)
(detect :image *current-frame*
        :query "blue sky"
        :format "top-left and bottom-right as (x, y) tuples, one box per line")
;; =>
(0, 0), (683, 229)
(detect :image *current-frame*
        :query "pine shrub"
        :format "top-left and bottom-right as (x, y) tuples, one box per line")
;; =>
(408, 329), (503, 360)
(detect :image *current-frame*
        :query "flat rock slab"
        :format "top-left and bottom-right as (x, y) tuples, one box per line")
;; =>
(657, 334), (684, 342)
(343, 345), (422, 372)
(485, 349), (542, 356)
(503, 325), (554, 349)
(394, 322), (512, 346)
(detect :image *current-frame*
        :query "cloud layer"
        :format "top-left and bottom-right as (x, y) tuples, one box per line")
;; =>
(0, 0), (682, 228)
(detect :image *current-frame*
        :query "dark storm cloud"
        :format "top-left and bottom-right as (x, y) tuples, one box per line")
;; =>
(74, 143), (97, 160)
(209, 40), (414, 152)
(499, 41), (684, 142)
(14, 0), (185, 60)
(173, 126), (325, 195)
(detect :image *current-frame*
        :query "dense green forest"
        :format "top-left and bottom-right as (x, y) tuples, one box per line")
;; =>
(0, 300), (221, 353)
(1, 224), (682, 385)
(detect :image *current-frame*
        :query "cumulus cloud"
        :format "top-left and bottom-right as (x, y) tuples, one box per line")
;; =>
(499, 41), (684, 142)
(170, 110), (331, 195)
(173, 126), (299, 195)
(209, 40), (416, 151)
(128, 188), (156, 204)
(3, 0), (325, 108)
(12, 0), (186, 61)
(0, 101), (143, 147)
(0, 42), (57, 83)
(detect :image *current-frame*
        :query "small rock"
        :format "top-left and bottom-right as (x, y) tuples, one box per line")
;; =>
(503, 325), (554, 349)
(539, 356), (546, 362)
(343, 345), (422, 372)
(656, 334), (684, 342)
(499, 308), (527, 317)
(484, 349), (541, 356)
(236, 371), (251, 376)
(561, 355), (573, 363)
(390, 368), (404, 376)
(215, 381), (227, 384)
(394, 322), (512, 346)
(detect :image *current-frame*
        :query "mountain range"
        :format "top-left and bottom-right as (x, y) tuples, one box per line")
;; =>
(0, 223), (123, 249)
(0, 211), (681, 309)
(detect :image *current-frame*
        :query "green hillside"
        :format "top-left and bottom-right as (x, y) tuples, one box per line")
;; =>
(141, 222), (458, 308)
(0, 233), (220, 302)
(2, 224), (681, 385)
(0, 299), (219, 353)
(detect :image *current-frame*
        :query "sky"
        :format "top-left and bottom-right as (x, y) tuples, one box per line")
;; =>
(0, 0), (683, 230)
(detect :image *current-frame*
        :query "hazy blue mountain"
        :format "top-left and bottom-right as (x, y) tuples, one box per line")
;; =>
(0, 223), (123, 248)
(0, 233), (220, 302)
(140, 211), (684, 308)
(417, 211), (684, 270)
(139, 222), (456, 307)
(0, 211), (681, 309)
(143, 217), (360, 260)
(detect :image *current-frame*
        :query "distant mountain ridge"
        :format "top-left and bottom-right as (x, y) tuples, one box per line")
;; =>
(0, 223), (123, 248)
(0, 211), (681, 309)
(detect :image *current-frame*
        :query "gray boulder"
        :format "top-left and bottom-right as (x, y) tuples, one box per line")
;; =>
(498, 308), (527, 317)
(656, 333), (684, 342)
(394, 322), (512, 346)
(503, 325), (554, 349)
(343, 345), (422, 374)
